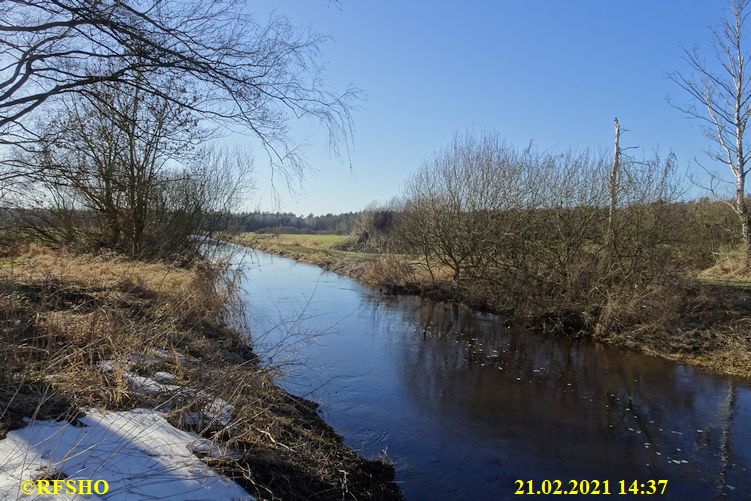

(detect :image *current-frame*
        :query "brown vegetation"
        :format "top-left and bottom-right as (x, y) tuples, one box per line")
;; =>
(595, 277), (751, 378)
(0, 245), (400, 500)
(234, 128), (751, 380)
(242, 232), (751, 379)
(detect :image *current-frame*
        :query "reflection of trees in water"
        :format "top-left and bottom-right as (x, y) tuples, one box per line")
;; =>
(715, 380), (736, 498)
(362, 294), (746, 493)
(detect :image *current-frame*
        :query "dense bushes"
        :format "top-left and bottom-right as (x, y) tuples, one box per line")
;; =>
(380, 133), (738, 329)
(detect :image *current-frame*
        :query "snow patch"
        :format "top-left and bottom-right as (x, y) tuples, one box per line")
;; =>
(0, 408), (252, 500)
(122, 372), (183, 395)
(153, 371), (177, 383)
(119, 372), (234, 428)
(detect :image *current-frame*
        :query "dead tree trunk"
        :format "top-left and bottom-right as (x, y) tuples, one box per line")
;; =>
(608, 117), (621, 251)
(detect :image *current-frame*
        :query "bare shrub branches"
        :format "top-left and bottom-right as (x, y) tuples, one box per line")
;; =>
(397, 131), (682, 319)
(10, 77), (253, 260)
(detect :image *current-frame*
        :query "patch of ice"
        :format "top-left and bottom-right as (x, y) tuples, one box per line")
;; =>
(0, 408), (253, 500)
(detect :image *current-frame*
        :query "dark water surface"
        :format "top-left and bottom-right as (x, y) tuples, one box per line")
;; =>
(238, 250), (751, 500)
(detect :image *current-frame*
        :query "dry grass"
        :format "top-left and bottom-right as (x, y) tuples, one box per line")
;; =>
(237, 234), (450, 292)
(595, 279), (751, 379)
(0, 244), (400, 500)
(240, 236), (751, 380)
(696, 246), (751, 285)
(234, 233), (348, 251)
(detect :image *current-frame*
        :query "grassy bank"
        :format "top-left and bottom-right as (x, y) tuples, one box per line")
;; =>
(0, 245), (401, 500)
(235, 233), (751, 380)
(232, 233), (442, 296)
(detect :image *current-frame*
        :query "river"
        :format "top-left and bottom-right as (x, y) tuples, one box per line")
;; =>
(237, 249), (751, 500)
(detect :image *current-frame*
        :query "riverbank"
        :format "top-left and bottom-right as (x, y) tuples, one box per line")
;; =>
(235, 233), (751, 380)
(232, 233), (443, 297)
(0, 245), (401, 500)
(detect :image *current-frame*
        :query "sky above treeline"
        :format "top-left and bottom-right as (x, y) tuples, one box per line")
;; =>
(239, 0), (733, 215)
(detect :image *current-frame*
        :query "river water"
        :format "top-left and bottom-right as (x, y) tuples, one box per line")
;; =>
(237, 249), (751, 500)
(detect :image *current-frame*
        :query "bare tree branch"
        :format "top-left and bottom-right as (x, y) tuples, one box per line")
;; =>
(0, 0), (359, 181)
(669, 0), (751, 260)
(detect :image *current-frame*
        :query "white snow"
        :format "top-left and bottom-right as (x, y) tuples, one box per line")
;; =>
(153, 372), (177, 383)
(181, 394), (234, 429)
(187, 438), (240, 459)
(119, 372), (234, 428)
(194, 393), (234, 428)
(0, 408), (253, 500)
(122, 372), (183, 395)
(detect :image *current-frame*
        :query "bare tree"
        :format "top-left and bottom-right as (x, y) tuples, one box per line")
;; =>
(18, 76), (251, 260)
(670, 0), (751, 262)
(0, 0), (357, 180)
(400, 133), (530, 285)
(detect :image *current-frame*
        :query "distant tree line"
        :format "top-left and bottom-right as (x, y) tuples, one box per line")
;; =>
(221, 211), (359, 235)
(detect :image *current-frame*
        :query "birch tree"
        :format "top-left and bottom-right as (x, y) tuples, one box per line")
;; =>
(670, 0), (751, 262)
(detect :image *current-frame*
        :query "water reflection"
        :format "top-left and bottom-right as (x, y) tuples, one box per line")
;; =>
(241, 250), (750, 500)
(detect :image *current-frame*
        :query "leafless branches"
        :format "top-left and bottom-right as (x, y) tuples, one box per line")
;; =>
(0, 0), (358, 178)
(11, 77), (253, 260)
(396, 131), (681, 313)
(669, 0), (751, 257)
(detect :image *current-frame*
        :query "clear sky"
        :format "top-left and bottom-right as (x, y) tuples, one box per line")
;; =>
(241, 0), (730, 215)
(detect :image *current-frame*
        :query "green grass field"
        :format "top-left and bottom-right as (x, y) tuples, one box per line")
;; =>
(236, 232), (348, 249)
(233, 232), (376, 262)
(275, 233), (348, 247)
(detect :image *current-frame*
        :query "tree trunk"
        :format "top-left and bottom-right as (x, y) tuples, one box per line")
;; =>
(736, 172), (751, 264)
(608, 117), (620, 251)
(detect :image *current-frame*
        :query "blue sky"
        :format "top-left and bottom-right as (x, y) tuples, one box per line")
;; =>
(242, 1), (729, 215)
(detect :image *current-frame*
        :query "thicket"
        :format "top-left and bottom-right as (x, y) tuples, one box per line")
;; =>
(1, 78), (252, 262)
(362, 133), (739, 334)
